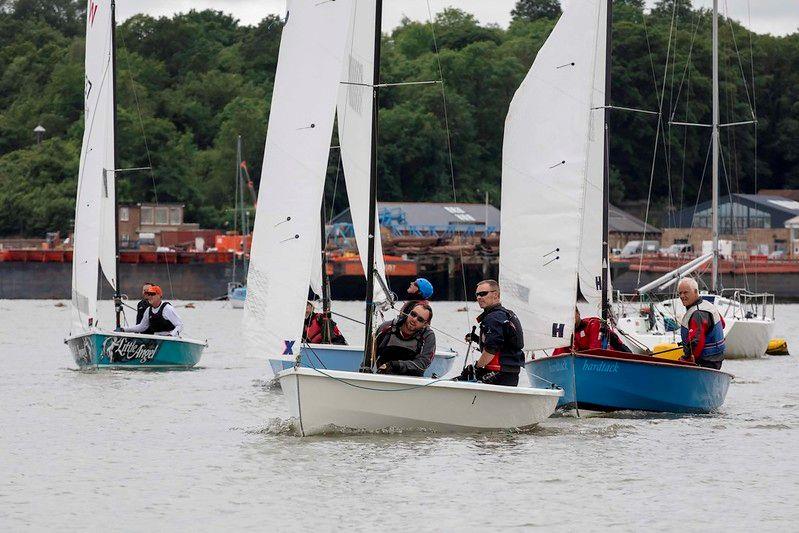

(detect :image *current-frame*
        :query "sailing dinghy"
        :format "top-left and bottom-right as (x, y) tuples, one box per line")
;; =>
(249, 0), (561, 434)
(65, 0), (206, 368)
(502, 0), (731, 413)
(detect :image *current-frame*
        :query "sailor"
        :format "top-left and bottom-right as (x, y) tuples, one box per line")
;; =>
(303, 300), (347, 345)
(135, 282), (154, 325)
(460, 279), (524, 386)
(374, 302), (436, 377)
(122, 285), (183, 337)
(677, 278), (726, 369)
(552, 308), (631, 355)
(399, 277), (434, 320)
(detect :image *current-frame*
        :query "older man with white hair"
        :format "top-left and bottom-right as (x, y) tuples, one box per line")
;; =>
(677, 277), (726, 369)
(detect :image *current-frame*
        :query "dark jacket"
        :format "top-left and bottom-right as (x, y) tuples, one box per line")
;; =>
(135, 298), (149, 325)
(374, 319), (436, 376)
(477, 304), (525, 372)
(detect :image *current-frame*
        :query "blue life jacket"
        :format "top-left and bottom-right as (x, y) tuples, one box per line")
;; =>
(680, 299), (726, 362)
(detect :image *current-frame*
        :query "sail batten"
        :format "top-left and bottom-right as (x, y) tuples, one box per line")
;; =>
(499, 1), (606, 351)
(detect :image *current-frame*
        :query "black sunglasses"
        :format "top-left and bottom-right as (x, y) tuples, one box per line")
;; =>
(408, 310), (428, 323)
(144, 292), (157, 296)
(475, 290), (496, 298)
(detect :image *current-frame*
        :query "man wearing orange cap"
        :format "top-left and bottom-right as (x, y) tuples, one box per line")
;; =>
(122, 284), (184, 337)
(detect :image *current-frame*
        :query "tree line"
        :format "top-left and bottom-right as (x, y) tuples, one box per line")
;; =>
(0, 0), (796, 237)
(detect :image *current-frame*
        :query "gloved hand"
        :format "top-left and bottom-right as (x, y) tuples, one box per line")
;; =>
(464, 331), (479, 344)
(453, 364), (476, 382)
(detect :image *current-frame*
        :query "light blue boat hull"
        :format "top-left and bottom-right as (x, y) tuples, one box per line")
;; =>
(526, 350), (732, 413)
(269, 344), (458, 378)
(66, 332), (206, 369)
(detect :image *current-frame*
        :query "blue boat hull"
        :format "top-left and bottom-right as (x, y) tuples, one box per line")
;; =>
(525, 350), (732, 413)
(269, 344), (458, 378)
(66, 332), (206, 369)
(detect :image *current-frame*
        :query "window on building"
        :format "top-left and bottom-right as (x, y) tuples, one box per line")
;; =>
(140, 206), (153, 225)
(155, 207), (168, 225)
(170, 207), (182, 225)
(119, 207), (129, 222)
(121, 233), (129, 245)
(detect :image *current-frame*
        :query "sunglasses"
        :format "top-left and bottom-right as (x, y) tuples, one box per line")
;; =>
(144, 292), (157, 296)
(475, 290), (496, 298)
(408, 310), (428, 323)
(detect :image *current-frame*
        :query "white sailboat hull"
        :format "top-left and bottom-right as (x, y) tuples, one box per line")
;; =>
(277, 367), (562, 436)
(723, 317), (774, 359)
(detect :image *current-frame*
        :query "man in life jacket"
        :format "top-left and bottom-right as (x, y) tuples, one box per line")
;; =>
(122, 285), (183, 336)
(302, 300), (347, 345)
(374, 302), (436, 377)
(398, 278), (434, 320)
(677, 278), (726, 369)
(552, 308), (631, 355)
(459, 279), (525, 386)
(135, 282), (155, 325)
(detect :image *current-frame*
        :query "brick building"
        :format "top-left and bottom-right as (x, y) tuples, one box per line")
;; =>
(118, 203), (200, 249)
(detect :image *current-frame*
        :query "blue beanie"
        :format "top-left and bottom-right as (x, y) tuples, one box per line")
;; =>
(415, 278), (434, 299)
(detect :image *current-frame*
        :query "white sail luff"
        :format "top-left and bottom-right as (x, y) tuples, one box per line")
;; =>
(244, 0), (351, 368)
(499, 1), (606, 350)
(337, 0), (388, 302)
(71, 0), (115, 331)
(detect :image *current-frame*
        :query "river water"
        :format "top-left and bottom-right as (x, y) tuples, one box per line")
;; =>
(1, 300), (797, 531)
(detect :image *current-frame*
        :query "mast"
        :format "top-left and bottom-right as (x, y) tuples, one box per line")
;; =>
(711, 0), (720, 292)
(111, 0), (122, 329)
(361, 0), (383, 371)
(237, 135), (249, 278)
(600, 0), (612, 323)
(320, 198), (332, 341)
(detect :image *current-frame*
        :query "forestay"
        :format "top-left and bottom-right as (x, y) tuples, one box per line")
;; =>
(500, 0), (606, 350)
(244, 0), (350, 369)
(71, 0), (116, 332)
(337, 0), (388, 303)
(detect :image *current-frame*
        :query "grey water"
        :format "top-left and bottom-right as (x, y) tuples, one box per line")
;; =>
(1, 299), (797, 531)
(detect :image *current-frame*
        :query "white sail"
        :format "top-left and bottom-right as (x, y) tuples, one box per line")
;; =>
(309, 225), (323, 298)
(71, 0), (115, 331)
(337, 0), (388, 302)
(577, 1), (607, 311)
(244, 0), (350, 368)
(499, 0), (606, 350)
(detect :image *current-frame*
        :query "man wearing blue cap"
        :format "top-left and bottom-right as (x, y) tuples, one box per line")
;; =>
(399, 278), (434, 320)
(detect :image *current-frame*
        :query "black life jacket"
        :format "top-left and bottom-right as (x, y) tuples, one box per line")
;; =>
(146, 302), (175, 334)
(374, 321), (425, 366)
(135, 299), (149, 325)
(478, 305), (525, 371)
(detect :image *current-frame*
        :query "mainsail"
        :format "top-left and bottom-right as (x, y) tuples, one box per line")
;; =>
(244, 0), (351, 366)
(499, 0), (607, 350)
(71, 0), (116, 331)
(337, 0), (388, 302)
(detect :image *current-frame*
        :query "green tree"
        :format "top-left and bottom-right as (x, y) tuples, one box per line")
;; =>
(510, 0), (561, 22)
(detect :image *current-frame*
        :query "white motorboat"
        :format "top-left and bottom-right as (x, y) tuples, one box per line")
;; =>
(278, 367), (563, 436)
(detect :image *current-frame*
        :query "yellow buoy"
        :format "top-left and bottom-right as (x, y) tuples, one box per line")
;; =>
(766, 338), (789, 356)
(652, 343), (683, 361)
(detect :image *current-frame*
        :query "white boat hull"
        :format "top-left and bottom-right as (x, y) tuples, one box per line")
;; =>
(723, 317), (774, 359)
(277, 367), (563, 436)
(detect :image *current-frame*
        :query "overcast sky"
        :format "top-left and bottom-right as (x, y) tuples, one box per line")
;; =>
(117, 1), (797, 37)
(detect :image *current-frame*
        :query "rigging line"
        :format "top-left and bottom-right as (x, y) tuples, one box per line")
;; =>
(687, 137), (714, 244)
(678, 62), (692, 220)
(635, 8), (675, 287)
(427, 0), (470, 324)
(718, 141), (750, 291)
(119, 30), (175, 300)
(669, 10), (704, 120)
(724, 0), (756, 119)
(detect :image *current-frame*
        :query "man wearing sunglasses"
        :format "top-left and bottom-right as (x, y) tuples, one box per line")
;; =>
(374, 302), (436, 377)
(122, 285), (183, 337)
(460, 279), (524, 386)
(135, 282), (155, 325)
